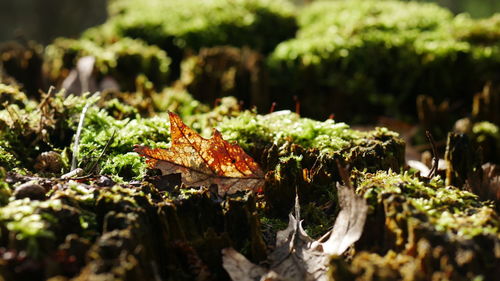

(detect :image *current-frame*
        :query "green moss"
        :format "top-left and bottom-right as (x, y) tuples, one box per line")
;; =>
(473, 121), (499, 140)
(100, 152), (148, 182)
(356, 171), (499, 239)
(98, 185), (145, 208)
(217, 110), (357, 154)
(216, 111), (405, 175)
(471, 121), (500, 163)
(297, 0), (452, 38)
(0, 85), (212, 179)
(102, 97), (140, 120)
(61, 180), (98, 207)
(185, 96), (242, 136)
(329, 243), (488, 281)
(267, 0), (500, 121)
(151, 87), (209, 118)
(0, 83), (34, 109)
(86, 0), (297, 55)
(0, 143), (19, 170)
(0, 91), (98, 170)
(77, 108), (170, 180)
(0, 167), (11, 206)
(216, 110), (403, 225)
(98, 78), (209, 118)
(453, 13), (500, 45)
(44, 37), (171, 90)
(260, 216), (288, 233)
(0, 199), (61, 257)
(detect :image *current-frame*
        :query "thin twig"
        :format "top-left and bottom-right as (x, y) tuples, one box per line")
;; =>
(71, 93), (99, 171)
(269, 102), (276, 113)
(294, 185), (300, 221)
(6, 104), (22, 127)
(425, 130), (439, 178)
(293, 96), (301, 116)
(37, 86), (55, 125)
(34, 86), (55, 146)
(38, 86), (55, 110)
(85, 129), (116, 174)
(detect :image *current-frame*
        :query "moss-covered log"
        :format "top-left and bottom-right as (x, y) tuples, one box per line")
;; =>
(0, 82), (497, 281)
(330, 171), (500, 280)
(267, 0), (500, 121)
(0, 89), (410, 280)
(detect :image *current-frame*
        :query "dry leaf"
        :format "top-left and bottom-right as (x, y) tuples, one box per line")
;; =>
(134, 112), (264, 196)
(223, 183), (368, 281)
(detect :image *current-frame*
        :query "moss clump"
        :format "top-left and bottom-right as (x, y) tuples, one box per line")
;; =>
(87, 0), (297, 54)
(44, 37), (171, 91)
(356, 171), (498, 239)
(0, 168), (11, 205)
(99, 152), (148, 181)
(97, 185), (145, 209)
(0, 83), (33, 109)
(0, 184), (98, 258)
(0, 143), (19, 170)
(216, 111), (404, 170)
(98, 76), (210, 118)
(267, 0), (500, 121)
(453, 13), (500, 45)
(472, 121), (499, 138)
(217, 110), (357, 155)
(76, 108), (170, 180)
(297, 0), (452, 37)
(217, 110), (404, 230)
(83, 0), (297, 79)
(151, 88), (209, 118)
(0, 86), (209, 179)
(341, 170), (500, 278)
(472, 121), (500, 163)
(329, 171), (500, 280)
(0, 199), (64, 257)
(0, 91), (95, 171)
(329, 240), (487, 281)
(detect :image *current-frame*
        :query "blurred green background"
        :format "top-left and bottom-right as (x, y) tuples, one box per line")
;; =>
(0, 0), (499, 44)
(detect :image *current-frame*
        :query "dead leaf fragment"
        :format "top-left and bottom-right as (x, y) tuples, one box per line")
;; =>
(321, 183), (369, 255)
(223, 183), (368, 281)
(221, 248), (269, 281)
(135, 112), (265, 196)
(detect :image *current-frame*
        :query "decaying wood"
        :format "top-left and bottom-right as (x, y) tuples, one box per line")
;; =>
(444, 132), (481, 187)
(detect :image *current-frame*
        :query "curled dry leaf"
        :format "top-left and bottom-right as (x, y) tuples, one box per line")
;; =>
(223, 183), (368, 281)
(135, 112), (265, 196)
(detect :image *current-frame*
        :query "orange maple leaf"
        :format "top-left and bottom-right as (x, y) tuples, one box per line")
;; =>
(134, 112), (265, 195)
